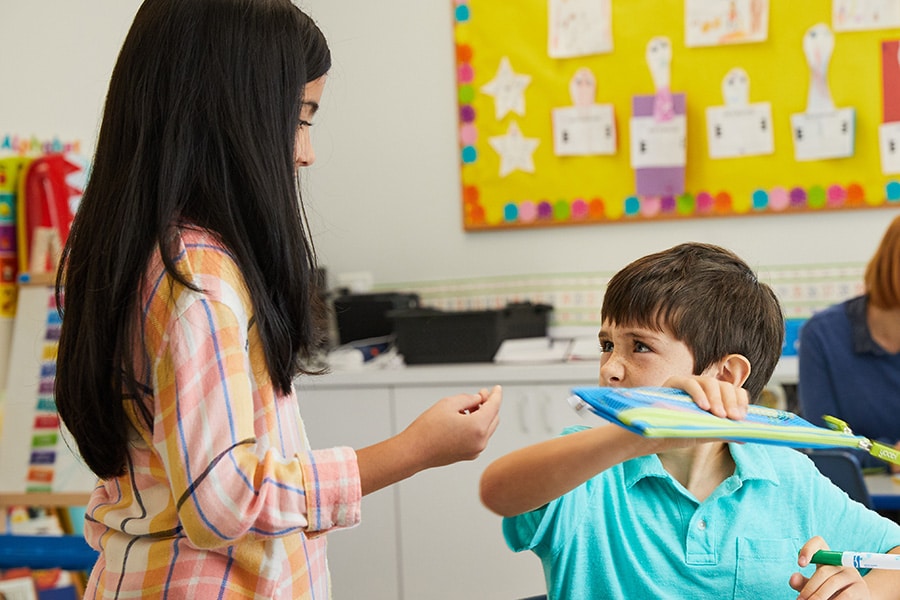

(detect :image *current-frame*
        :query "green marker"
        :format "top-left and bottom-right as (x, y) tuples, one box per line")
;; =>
(812, 550), (900, 570)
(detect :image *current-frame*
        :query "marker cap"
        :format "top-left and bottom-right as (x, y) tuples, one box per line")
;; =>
(811, 550), (843, 566)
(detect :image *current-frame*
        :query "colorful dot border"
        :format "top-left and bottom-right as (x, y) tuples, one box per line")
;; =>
(462, 182), (900, 228)
(455, 1), (478, 170)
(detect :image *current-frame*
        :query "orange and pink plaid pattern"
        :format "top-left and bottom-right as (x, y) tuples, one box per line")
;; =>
(82, 228), (361, 599)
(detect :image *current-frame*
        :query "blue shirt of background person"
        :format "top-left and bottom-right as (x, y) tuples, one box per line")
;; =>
(799, 214), (900, 473)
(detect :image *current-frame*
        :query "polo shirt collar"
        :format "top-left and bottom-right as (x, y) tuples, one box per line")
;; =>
(622, 441), (780, 489)
(845, 295), (885, 355)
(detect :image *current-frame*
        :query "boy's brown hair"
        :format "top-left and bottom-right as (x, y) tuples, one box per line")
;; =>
(601, 242), (784, 401)
(865, 214), (900, 309)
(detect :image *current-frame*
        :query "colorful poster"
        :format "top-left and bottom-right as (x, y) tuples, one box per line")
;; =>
(0, 284), (96, 494)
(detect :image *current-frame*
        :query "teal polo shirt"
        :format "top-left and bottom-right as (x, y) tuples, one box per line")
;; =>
(504, 426), (900, 600)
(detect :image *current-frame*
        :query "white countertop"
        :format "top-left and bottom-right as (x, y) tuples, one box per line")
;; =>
(296, 355), (799, 389)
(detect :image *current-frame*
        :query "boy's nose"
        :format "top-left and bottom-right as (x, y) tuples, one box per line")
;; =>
(599, 354), (624, 385)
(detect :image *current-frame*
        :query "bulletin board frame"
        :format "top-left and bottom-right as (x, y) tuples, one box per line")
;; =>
(453, 0), (900, 231)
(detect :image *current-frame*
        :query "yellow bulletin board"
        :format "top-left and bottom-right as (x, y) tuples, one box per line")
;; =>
(453, 0), (900, 230)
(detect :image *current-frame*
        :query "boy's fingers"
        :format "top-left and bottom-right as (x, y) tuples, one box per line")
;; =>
(671, 377), (711, 411)
(719, 386), (748, 420)
(697, 379), (726, 417)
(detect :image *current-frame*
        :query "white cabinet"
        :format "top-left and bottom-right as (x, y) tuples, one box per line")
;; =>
(299, 384), (401, 600)
(298, 363), (599, 600)
(393, 383), (587, 600)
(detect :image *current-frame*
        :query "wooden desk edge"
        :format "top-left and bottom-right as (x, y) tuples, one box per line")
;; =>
(0, 492), (91, 507)
(0, 493), (92, 534)
(18, 271), (58, 287)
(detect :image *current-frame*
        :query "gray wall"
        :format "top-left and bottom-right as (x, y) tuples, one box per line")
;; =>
(4, 1), (896, 291)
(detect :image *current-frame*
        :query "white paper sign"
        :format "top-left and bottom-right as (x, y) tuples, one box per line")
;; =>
(879, 121), (900, 174)
(790, 109), (856, 161)
(706, 104), (773, 158)
(552, 105), (616, 156)
(630, 115), (687, 168)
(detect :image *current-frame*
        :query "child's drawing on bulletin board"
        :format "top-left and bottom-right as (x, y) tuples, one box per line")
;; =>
(453, 0), (900, 230)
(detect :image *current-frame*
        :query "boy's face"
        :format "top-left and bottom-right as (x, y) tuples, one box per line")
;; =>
(598, 320), (699, 387)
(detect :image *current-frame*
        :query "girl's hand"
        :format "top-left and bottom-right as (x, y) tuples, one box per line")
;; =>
(790, 536), (870, 600)
(401, 385), (502, 469)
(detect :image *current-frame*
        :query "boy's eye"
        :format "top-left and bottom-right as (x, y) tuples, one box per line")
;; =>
(599, 340), (613, 353)
(634, 341), (651, 353)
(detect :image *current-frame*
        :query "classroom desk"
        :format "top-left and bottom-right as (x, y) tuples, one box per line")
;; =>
(865, 474), (900, 511)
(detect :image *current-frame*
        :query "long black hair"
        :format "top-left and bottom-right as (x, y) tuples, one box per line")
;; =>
(55, 0), (332, 479)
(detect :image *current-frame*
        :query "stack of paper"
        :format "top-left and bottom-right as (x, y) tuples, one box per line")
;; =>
(493, 337), (572, 364)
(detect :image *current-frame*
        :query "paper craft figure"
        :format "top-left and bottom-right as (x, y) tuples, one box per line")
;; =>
(488, 121), (540, 177)
(480, 57), (531, 121)
(629, 36), (686, 197)
(551, 67), (616, 156)
(685, 0), (769, 47)
(790, 24), (856, 162)
(879, 40), (900, 175)
(548, 0), (613, 58)
(705, 67), (773, 158)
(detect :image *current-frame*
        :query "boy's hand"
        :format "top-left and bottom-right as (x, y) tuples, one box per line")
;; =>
(790, 536), (870, 600)
(662, 375), (749, 420)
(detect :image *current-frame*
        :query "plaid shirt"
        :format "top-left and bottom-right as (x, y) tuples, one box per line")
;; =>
(83, 227), (361, 599)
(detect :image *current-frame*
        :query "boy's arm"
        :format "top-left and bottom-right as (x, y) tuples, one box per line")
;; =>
(480, 424), (649, 517)
(480, 377), (749, 517)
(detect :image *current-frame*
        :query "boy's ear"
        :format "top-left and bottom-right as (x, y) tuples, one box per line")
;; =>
(716, 354), (751, 387)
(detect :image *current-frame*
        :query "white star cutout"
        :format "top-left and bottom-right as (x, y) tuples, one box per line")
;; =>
(488, 121), (539, 177)
(481, 57), (531, 120)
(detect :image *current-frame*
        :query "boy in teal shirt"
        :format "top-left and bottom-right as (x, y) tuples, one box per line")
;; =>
(481, 243), (900, 599)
